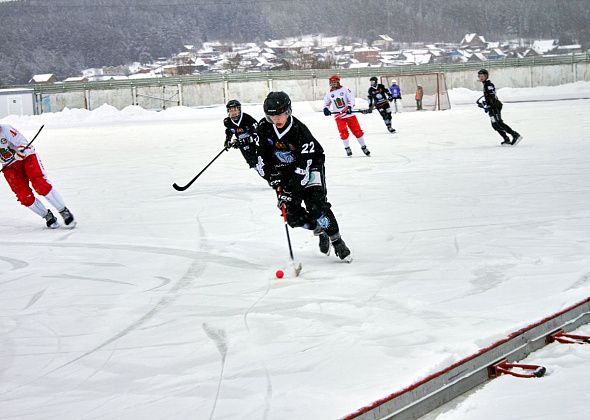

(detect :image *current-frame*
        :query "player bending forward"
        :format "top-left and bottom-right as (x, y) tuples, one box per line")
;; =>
(257, 91), (352, 262)
(1, 124), (76, 228)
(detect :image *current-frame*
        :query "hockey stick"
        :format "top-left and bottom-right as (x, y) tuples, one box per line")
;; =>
(0, 124), (45, 173)
(329, 109), (371, 115)
(277, 191), (302, 277)
(172, 145), (229, 191)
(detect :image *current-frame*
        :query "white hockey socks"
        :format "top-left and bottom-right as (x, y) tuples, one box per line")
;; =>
(44, 188), (66, 212)
(356, 136), (367, 147)
(28, 198), (49, 217)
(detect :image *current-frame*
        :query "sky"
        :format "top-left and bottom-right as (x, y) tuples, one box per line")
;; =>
(1, 83), (590, 420)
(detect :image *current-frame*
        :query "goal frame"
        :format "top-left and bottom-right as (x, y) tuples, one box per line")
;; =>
(380, 72), (451, 112)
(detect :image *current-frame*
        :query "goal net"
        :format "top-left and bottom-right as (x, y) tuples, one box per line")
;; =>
(380, 72), (451, 112)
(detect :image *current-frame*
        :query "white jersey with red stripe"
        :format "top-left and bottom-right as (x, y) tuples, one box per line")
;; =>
(0, 124), (36, 168)
(324, 86), (356, 120)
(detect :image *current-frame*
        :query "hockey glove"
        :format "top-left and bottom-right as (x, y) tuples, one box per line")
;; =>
(323, 107), (331, 116)
(224, 136), (232, 149)
(277, 189), (293, 208)
(269, 173), (283, 189)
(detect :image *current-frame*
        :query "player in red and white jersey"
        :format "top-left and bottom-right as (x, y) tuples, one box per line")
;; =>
(1, 124), (76, 228)
(322, 75), (370, 157)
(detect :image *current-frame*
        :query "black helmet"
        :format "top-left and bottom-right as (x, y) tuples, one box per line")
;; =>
(477, 69), (489, 77)
(370, 76), (378, 83)
(226, 99), (241, 109)
(263, 91), (292, 117)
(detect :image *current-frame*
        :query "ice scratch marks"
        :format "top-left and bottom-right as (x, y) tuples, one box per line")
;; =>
(23, 288), (47, 310)
(144, 276), (171, 292)
(202, 323), (228, 420)
(242, 277), (273, 420)
(0, 255), (28, 271)
(469, 264), (516, 295)
(566, 272), (590, 291)
(42, 273), (136, 286)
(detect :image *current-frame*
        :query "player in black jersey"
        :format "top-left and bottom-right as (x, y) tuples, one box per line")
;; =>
(223, 99), (261, 168)
(477, 69), (521, 146)
(255, 91), (352, 261)
(366, 76), (396, 133)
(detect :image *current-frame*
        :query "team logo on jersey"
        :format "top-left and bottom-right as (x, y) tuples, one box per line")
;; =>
(0, 137), (7, 145)
(274, 150), (295, 164)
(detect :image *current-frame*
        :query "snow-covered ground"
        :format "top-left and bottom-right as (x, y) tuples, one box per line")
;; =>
(1, 82), (590, 420)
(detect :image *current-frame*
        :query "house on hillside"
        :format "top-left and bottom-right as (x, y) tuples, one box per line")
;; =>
(460, 33), (487, 49)
(532, 39), (558, 55)
(29, 74), (57, 84)
(467, 52), (488, 62)
(373, 34), (394, 50)
(555, 44), (583, 55)
(487, 48), (507, 60)
(353, 47), (381, 65)
(63, 76), (89, 83)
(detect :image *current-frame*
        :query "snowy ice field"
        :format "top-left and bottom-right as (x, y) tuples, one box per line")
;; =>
(1, 82), (590, 420)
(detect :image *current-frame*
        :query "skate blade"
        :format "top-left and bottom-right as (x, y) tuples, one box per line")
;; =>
(340, 254), (353, 263)
(512, 136), (523, 146)
(63, 220), (77, 229)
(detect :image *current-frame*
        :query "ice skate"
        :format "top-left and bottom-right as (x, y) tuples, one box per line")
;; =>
(313, 225), (331, 255)
(59, 207), (76, 228)
(44, 209), (60, 229)
(345, 147), (352, 157)
(361, 145), (371, 156)
(387, 126), (396, 133)
(511, 133), (522, 146)
(332, 237), (352, 263)
(319, 232), (331, 255)
(500, 137), (512, 146)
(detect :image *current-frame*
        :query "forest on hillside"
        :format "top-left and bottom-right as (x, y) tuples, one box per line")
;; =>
(1, 0), (589, 85)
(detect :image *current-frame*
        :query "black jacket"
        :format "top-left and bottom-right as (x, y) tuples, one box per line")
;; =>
(482, 79), (503, 112)
(368, 83), (393, 108)
(255, 116), (325, 193)
(223, 112), (259, 149)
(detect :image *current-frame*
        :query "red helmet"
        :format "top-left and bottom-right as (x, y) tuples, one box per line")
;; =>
(329, 74), (341, 88)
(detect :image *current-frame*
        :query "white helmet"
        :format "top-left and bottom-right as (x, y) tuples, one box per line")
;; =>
(392, 79), (398, 84)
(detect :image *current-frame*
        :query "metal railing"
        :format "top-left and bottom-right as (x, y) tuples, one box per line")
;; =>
(14, 53), (590, 95)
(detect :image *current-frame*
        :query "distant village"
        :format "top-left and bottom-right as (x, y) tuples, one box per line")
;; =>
(29, 33), (585, 84)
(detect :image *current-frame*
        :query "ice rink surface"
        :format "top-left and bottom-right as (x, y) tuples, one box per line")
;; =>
(1, 84), (590, 419)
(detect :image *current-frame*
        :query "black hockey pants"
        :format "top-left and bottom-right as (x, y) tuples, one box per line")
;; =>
(284, 165), (340, 237)
(489, 108), (517, 141)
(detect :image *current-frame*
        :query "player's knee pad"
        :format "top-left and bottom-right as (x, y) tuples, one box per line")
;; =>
(317, 208), (339, 236)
